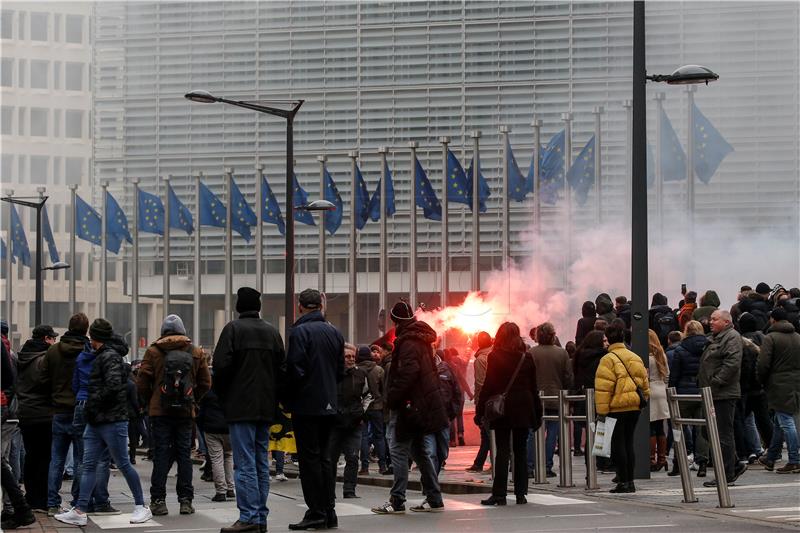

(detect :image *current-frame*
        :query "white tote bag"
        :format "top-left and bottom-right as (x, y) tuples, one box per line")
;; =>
(591, 417), (617, 458)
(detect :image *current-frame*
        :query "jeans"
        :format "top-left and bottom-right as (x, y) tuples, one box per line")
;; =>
(149, 416), (194, 502)
(425, 426), (450, 474)
(766, 411), (800, 464)
(47, 413), (82, 508)
(360, 410), (386, 470)
(471, 423), (491, 470)
(229, 423), (270, 526)
(386, 414), (442, 506)
(77, 421), (145, 510)
(544, 409), (559, 471)
(329, 424), (362, 497)
(205, 433), (234, 495)
(609, 410), (640, 484)
(744, 413), (762, 456)
(2, 457), (28, 516)
(19, 421), (52, 509)
(743, 394), (773, 450)
(293, 415), (335, 520)
(492, 427), (529, 497)
(72, 403), (111, 509)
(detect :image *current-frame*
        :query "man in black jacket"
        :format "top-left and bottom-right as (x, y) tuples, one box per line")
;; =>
(372, 300), (448, 515)
(212, 287), (286, 533)
(284, 289), (345, 531)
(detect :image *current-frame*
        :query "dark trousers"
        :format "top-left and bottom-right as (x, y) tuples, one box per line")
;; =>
(360, 410), (386, 470)
(128, 416), (148, 462)
(150, 416), (194, 502)
(2, 458), (29, 516)
(712, 399), (738, 479)
(19, 421), (52, 509)
(609, 410), (640, 484)
(471, 424), (491, 469)
(492, 427), (529, 498)
(294, 415), (335, 520)
(329, 423), (362, 498)
(741, 394), (773, 450)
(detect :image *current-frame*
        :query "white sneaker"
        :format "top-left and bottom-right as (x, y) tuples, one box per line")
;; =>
(275, 473), (288, 482)
(130, 505), (153, 524)
(55, 508), (88, 526)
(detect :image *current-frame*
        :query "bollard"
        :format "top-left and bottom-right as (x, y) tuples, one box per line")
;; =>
(533, 425), (548, 484)
(667, 387), (697, 503)
(489, 428), (497, 481)
(557, 390), (574, 487)
(701, 387), (733, 508)
(584, 389), (598, 490)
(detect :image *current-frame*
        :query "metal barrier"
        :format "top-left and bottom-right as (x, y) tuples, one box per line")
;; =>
(534, 392), (558, 485)
(667, 386), (733, 508)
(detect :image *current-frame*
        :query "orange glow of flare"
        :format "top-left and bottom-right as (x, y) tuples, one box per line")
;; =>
(419, 292), (506, 338)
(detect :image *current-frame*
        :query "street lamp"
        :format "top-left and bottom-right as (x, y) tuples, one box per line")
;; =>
(185, 90), (303, 343)
(1, 196), (70, 326)
(631, 0), (717, 478)
(297, 200), (336, 212)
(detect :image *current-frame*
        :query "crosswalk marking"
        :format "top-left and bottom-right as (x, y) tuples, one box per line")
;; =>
(526, 494), (593, 506)
(90, 515), (163, 529)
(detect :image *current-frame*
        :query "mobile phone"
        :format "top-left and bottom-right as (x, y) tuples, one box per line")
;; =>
(681, 283), (687, 295)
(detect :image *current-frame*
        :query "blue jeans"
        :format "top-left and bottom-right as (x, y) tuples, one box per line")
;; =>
(47, 413), (81, 507)
(360, 411), (387, 470)
(229, 423), (270, 525)
(766, 411), (800, 464)
(72, 403), (111, 509)
(77, 422), (144, 510)
(424, 426), (450, 474)
(386, 414), (442, 506)
(544, 409), (559, 471)
(272, 451), (285, 475)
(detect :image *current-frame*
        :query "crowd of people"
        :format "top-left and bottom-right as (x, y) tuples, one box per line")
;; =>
(0, 280), (798, 530)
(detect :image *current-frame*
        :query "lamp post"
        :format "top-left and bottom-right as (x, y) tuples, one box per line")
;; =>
(185, 90), (303, 343)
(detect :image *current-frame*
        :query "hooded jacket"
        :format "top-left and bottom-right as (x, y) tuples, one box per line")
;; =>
(692, 290), (721, 324)
(594, 343), (650, 415)
(698, 324), (742, 400)
(575, 302), (597, 346)
(336, 364), (367, 428)
(595, 294), (616, 323)
(573, 345), (607, 392)
(757, 320), (800, 414)
(472, 346), (492, 403)
(15, 337), (52, 424)
(739, 295), (770, 332)
(85, 336), (131, 425)
(41, 332), (88, 414)
(668, 334), (708, 394)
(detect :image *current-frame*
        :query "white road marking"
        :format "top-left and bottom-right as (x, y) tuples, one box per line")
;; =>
(194, 508), (240, 524)
(526, 494), (593, 506)
(455, 513), (607, 522)
(632, 481), (800, 496)
(732, 506), (800, 513)
(90, 515), (162, 529)
(766, 515), (800, 519)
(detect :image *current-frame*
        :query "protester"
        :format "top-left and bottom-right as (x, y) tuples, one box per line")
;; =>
(693, 290), (721, 330)
(466, 331), (493, 473)
(433, 349), (461, 472)
(329, 344), (367, 499)
(595, 294), (617, 323)
(665, 331), (682, 365)
(678, 291), (698, 330)
(575, 301), (597, 348)
(197, 383), (235, 502)
(477, 322), (542, 506)
(573, 331), (608, 470)
(284, 289), (345, 530)
(595, 319), (650, 493)
(213, 287), (286, 533)
(358, 344), (387, 476)
(54, 319), (152, 526)
(444, 348), (471, 447)
(648, 330), (670, 472)
(649, 293), (678, 348)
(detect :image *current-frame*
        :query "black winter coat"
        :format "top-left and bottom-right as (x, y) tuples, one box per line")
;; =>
(197, 388), (229, 434)
(86, 337), (130, 425)
(284, 310), (344, 417)
(740, 298), (770, 332)
(386, 319), (449, 439)
(436, 358), (462, 421)
(573, 346), (606, 393)
(668, 334), (708, 394)
(476, 345), (543, 431)
(16, 338), (52, 424)
(574, 317), (597, 347)
(213, 311), (286, 424)
(740, 332), (765, 397)
(757, 321), (800, 414)
(335, 366), (367, 428)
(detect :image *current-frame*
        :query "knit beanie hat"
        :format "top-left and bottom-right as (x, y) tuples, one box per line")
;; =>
(390, 300), (415, 323)
(356, 345), (372, 363)
(89, 318), (114, 342)
(236, 287), (261, 313)
(755, 282), (771, 295)
(161, 314), (187, 336)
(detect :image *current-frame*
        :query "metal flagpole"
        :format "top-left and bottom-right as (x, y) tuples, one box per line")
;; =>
(623, 100), (633, 227)
(4, 189), (12, 327)
(593, 106), (604, 225)
(439, 137), (450, 312)
(100, 181), (108, 318)
(69, 185), (77, 312)
(561, 113), (573, 292)
(224, 168), (233, 322)
(531, 119), (542, 259)
(686, 85), (696, 249)
(193, 172), (202, 345)
(378, 147), (388, 334)
(132, 178), (139, 358)
(318, 155), (327, 293)
(470, 130), (481, 292)
(36, 187), (45, 327)
(163, 175), (171, 318)
(348, 152), (357, 342)
(654, 93), (665, 246)
(499, 126), (510, 271)
(255, 164), (264, 301)
(408, 142), (418, 309)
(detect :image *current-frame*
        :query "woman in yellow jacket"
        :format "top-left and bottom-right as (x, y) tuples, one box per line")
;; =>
(594, 320), (650, 493)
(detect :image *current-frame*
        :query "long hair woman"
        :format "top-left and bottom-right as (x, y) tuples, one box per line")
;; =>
(476, 322), (542, 505)
(648, 329), (671, 471)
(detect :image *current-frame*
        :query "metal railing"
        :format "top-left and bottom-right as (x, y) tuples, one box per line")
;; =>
(666, 386), (733, 508)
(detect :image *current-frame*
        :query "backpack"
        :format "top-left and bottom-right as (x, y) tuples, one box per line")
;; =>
(654, 309), (678, 346)
(160, 347), (195, 412)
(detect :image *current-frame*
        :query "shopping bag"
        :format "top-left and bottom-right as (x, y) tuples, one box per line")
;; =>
(591, 417), (617, 458)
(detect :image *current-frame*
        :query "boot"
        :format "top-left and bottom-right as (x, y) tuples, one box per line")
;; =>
(668, 460), (680, 477)
(649, 436), (658, 471)
(697, 462), (707, 478)
(656, 436), (668, 471)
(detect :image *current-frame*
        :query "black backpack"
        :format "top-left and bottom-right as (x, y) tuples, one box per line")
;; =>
(160, 347), (195, 412)
(654, 309), (678, 346)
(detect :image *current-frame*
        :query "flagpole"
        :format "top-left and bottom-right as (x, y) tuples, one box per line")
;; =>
(255, 164), (264, 301)
(5, 189), (12, 329)
(686, 86), (696, 252)
(593, 106), (604, 225)
(378, 147), (388, 334)
(470, 130), (481, 292)
(654, 93), (665, 247)
(348, 151), (357, 342)
(35, 187), (45, 327)
(69, 185), (76, 312)
(561, 112), (573, 292)
(318, 155), (327, 293)
(408, 141), (418, 309)
(163, 175), (171, 318)
(439, 137), (450, 313)
(193, 172), (202, 345)
(623, 100), (633, 227)
(531, 118), (542, 252)
(132, 178), (139, 358)
(499, 126), (511, 271)
(225, 168), (233, 322)
(100, 181), (108, 318)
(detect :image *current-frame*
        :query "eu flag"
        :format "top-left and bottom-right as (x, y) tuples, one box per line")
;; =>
(539, 129), (565, 205)
(525, 144), (544, 193)
(199, 182), (226, 228)
(169, 185), (194, 234)
(230, 178), (258, 242)
(354, 166), (370, 230)
(293, 174), (315, 226)
(42, 206), (59, 264)
(693, 103), (733, 184)
(368, 161), (397, 221)
(9, 204), (30, 267)
(660, 107), (687, 182)
(138, 189), (165, 236)
(414, 157), (442, 221)
(566, 136), (596, 206)
(262, 176), (286, 236)
(507, 139), (529, 202)
(464, 156), (491, 213)
(0, 238), (13, 264)
(105, 191), (132, 254)
(75, 195), (102, 247)
(323, 167), (343, 235)
(446, 149), (470, 206)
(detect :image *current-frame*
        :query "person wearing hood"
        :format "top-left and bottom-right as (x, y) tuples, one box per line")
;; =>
(739, 291), (770, 332)
(371, 300), (448, 515)
(467, 331), (494, 473)
(692, 290), (721, 330)
(136, 314), (211, 517)
(678, 291), (698, 331)
(16, 324), (58, 511)
(357, 345), (387, 476)
(595, 294), (616, 324)
(284, 289), (344, 531)
(55, 319), (152, 526)
(649, 293), (678, 349)
(574, 301), (597, 347)
(615, 296), (632, 329)
(41, 313), (90, 515)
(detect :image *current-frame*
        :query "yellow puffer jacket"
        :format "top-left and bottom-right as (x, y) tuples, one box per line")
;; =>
(594, 343), (650, 415)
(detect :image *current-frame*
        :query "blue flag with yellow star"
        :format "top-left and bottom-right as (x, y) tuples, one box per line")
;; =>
(0, 238), (13, 264)
(692, 103), (733, 184)
(446, 149), (470, 206)
(75, 194), (102, 247)
(368, 160), (396, 222)
(354, 166), (370, 231)
(323, 167), (343, 235)
(105, 191), (132, 254)
(414, 157), (442, 221)
(539, 129), (565, 205)
(293, 174), (315, 226)
(138, 189), (165, 235)
(262, 176), (286, 236)
(660, 107), (687, 182)
(9, 204), (30, 267)
(199, 182), (226, 229)
(507, 139), (529, 202)
(230, 178), (258, 242)
(168, 185), (194, 234)
(42, 206), (59, 264)
(465, 156), (491, 213)
(566, 136), (596, 206)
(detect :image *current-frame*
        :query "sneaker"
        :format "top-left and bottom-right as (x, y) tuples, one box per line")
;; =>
(55, 508), (88, 526)
(371, 501), (405, 514)
(274, 473), (288, 482)
(179, 500), (195, 515)
(758, 457), (775, 471)
(747, 453), (758, 465)
(48, 506), (68, 517)
(776, 463), (800, 474)
(212, 493), (227, 502)
(226, 489), (236, 498)
(410, 500), (444, 512)
(130, 505), (153, 524)
(90, 503), (121, 516)
(150, 499), (169, 516)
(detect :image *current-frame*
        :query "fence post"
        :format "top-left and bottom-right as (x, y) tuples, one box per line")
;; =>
(533, 423), (548, 484)
(667, 387), (697, 503)
(585, 389), (598, 490)
(489, 429), (497, 481)
(701, 387), (733, 508)
(558, 389), (574, 487)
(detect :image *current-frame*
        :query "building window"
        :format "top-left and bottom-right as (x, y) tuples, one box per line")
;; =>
(30, 12), (48, 41)
(107, 263), (117, 282)
(1, 10), (13, 39)
(65, 15), (82, 44)
(65, 62), (82, 90)
(31, 60), (48, 89)
(30, 155), (48, 184)
(53, 61), (60, 89)
(1, 57), (12, 86)
(53, 13), (61, 41)
(17, 154), (26, 180)
(17, 11), (24, 40)
(2, 154), (13, 179)
(17, 107), (25, 135)
(52, 156), (62, 184)
(65, 157), (82, 185)
(1, 105), (12, 135)
(17, 58), (25, 88)
(65, 110), (83, 138)
(53, 109), (61, 137)
(30, 107), (48, 136)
